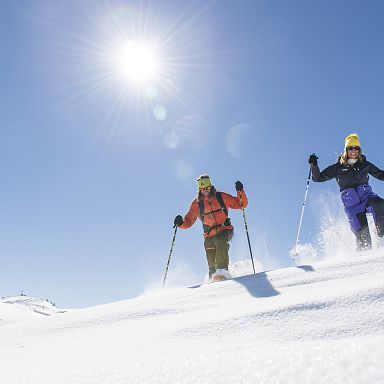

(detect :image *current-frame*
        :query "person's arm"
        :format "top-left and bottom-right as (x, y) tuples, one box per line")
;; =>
(179, 200), (199, 229)
(368, 161), (384, 181)
(311, 163), (338, 182)
(223, 181), (248, 210)
(309, 155), (338, 182)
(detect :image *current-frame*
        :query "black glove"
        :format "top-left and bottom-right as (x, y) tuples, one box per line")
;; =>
(174, 215), (183, 228)
(308, 154), (318, 166)
(235, 181), (243, 191)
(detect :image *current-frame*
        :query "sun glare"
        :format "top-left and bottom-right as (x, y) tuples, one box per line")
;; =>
(114, 41), (160, 85)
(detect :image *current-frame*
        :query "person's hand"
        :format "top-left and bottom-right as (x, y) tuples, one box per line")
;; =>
(308, 154), (318, 166)
(235, 181), (243, 191)
(174, 215), (183, 228)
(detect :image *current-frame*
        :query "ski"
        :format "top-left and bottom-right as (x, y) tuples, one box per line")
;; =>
(189, 276), (229, 289)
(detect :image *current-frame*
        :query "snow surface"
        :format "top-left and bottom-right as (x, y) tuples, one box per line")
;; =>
(0, 296), (66, 326)
(1, 251), (384, 383)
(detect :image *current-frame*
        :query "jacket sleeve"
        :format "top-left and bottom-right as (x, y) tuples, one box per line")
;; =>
(311, 163), (338, 182)
(368, 161), (384, 181)
(179, 200), (199, 229)
(223, 191), (248, 210)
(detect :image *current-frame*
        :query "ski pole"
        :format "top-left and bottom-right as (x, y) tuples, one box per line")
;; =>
(293, 166), (312, 261)
(239, 191), (256, 274)
(162, 225), (178, 287)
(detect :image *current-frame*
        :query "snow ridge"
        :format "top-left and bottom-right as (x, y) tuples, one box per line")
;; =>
(1, 251), (384, 383)
(0, 295), (66, 327)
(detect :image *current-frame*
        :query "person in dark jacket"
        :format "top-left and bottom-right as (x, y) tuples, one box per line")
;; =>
(309, 133), (384, 250)
(174, 174), (248, 280)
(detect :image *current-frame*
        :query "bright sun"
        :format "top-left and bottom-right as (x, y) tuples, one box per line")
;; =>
(114, 41), (161, 85)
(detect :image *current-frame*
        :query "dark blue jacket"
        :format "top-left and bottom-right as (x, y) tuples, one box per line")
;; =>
(311, 155), (384, 192)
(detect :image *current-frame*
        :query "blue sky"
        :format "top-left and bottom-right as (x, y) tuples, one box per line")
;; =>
(1, 0), (384, 308)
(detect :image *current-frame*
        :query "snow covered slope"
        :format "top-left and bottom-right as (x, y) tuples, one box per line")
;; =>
(1, 252), (384, 384)
(0, 295), (66, 327)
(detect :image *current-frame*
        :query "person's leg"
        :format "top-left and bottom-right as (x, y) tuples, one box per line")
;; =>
(367, 196), (384, 237)
(355, 212), (372, 250)
(204, 236), (216, 278)
(341, 190), (372, 251)
(213, 230), (233, 270)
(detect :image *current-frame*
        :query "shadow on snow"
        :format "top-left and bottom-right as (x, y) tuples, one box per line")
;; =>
(189, 264), (315, 298)
(232, 272), (280, 298)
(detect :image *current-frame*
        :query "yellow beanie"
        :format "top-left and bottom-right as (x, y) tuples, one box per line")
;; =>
(345, 133), (361, 149)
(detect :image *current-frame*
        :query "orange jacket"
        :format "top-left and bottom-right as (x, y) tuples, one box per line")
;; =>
(180, 189), (248, 238)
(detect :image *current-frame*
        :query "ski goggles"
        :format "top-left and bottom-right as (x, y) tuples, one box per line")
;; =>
(346, 146), (360, 151)
(197, 177), (211, 189)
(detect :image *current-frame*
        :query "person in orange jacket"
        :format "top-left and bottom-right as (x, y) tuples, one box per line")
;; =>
(174, 174), (248, 280)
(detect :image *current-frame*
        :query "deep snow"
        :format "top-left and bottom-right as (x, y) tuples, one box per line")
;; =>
(1, 251), (384, 383)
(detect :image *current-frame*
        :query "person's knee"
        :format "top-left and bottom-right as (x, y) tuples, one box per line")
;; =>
(368, 197), (384, 213)
(356, 212), (369, 230)
(368, 197), (384, 237)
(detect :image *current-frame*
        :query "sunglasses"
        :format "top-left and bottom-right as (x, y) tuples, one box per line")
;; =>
(347, 146), (360, 151)
(199, 186), (211, 191)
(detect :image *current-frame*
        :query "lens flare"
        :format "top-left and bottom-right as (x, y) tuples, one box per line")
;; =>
(153, 105), (167, 120)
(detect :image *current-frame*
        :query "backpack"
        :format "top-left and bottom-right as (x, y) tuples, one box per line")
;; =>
(197, 192), (230, 234)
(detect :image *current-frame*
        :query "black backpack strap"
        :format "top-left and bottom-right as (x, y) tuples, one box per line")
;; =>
(198, 192), (227, 220)
(215, 192), (228, 217)
(198, 192), (230, 234)
(198, 197), (205, 221)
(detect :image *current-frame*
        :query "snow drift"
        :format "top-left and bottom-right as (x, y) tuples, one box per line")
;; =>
(1, 251), (384, 383)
